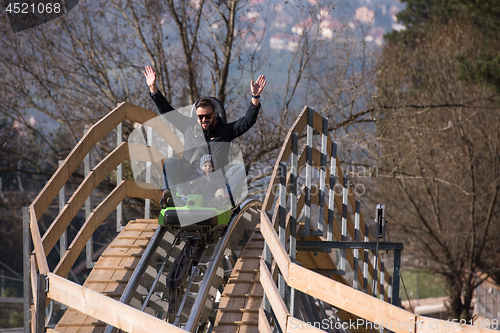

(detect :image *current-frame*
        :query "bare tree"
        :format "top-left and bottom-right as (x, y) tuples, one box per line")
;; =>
(375, 20), (500, 320)
(0, 0), (381, 273)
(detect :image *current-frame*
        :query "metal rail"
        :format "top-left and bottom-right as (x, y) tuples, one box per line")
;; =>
(185, 199), (262, 332)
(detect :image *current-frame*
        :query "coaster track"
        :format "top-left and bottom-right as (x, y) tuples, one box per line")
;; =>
(27, 102), (497, 333)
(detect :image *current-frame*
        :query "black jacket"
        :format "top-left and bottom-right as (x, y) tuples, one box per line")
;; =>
(150, 90), (260, 168)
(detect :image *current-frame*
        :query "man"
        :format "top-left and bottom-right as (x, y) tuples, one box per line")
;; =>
(143, 65), (266, 206)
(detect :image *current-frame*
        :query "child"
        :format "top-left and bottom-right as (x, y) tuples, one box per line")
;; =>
(197, 154), (228, 209)
(199, 154), (216, 175)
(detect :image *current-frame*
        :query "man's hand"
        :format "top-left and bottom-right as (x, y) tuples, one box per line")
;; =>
(143, 65), (158, 94)
(251, 75), (267, 106)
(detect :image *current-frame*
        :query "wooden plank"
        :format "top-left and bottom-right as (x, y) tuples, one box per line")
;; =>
(57, 322), (105, 327)
(129, 219), (159, 223)
(334, 154), (391, 286)
(258, 307), (273, 333)
(47, 328), (64, 333)
(218, 309), (259, 313)
(30, 255), (37, 305)
(124, 103), (184, 158)
(42, 140), (128, 256)
(226, 279), (260, 284)
(216, 321), (258, 326)
(287, 264), (413, 333)
(54, 182), (126, 277)
(123, 103), (157, 124)
(32, 103), (127, 222)
(263, 106), (310, 211)
(278, 143), (378, 296)
(92, 266), (134, 271)
(121, 227), (156, 232)
(125, 180), (162, 205)
(109, 244), (147, 249)
(259, 259), (288, 330)
(46, 272), (185, 333)
(128, 143), (165, 165)
(101, 247), (143, 257)
(260, 211), (291, 280)
(30, 206), (49, 274)
(218, 293), (263, 298)
(41, 171), (96, 255)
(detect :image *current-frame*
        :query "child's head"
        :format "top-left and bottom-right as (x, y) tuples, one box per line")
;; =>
(200, 154), (216, 175)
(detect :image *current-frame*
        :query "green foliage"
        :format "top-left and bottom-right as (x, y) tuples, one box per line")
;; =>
(457, 54), (500, 93)
(385, 0), (500, 94)
(400, 269), (448, 301)
(387, 0), (500, 42)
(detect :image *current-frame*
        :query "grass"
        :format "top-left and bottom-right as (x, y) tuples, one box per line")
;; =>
(399, 269), (449, 301)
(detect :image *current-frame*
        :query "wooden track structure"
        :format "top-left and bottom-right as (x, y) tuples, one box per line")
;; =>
(27, 102), (498, 333)
(54, 219), (159, 332)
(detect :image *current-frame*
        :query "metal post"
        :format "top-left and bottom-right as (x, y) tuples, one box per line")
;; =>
(116, 123), (123, 231)
(363, 225), (369, 293)
(340, 175), (348, 273)
(380, 262), (385, 300)
(84, 128), (94, 269)
(262, 242), (272, 313)
(23, 207), (31, 333)
(388, 276), (393, 304)
(373, 208), (380, 298)
(318, 117), (328, 236)
(35, 274), (47, 333)
(304, 107), (313, 236)
(353, 201), (360, 290)
(58, 161), (67, 264)
(327, 142), (337, 241)
(392, 250), (401, 306)
(144, 126), (153, 219)
(278, 163), (286, 301)
(290, 133), (298, 317)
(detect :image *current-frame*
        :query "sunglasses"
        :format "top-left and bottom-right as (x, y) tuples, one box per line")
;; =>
(198, 113), (214, 120)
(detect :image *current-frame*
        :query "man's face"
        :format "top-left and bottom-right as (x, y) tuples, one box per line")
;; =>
(197, 106), (215, 131)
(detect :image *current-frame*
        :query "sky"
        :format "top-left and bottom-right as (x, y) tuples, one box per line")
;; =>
(2, 0), (406, 132)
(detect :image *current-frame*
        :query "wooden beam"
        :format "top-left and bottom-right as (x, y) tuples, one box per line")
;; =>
(260, 211), (291, 280)
(263, 106), (309, 211)
(30, 206), (48, 274)
(264, 106), (335, 212)
(54, 181), (127, 277)
(30, 255), (37, 306)
(287, 263), (413, 333)
(258, 307), (273, 333)
(125, 180), (162, 206)
(31, 102), (127, 222)
(42, 142), (129, 256)
(259, 259), (288, 330)
(123, 103), (157, 124)
(142, 115), (184, 159)
(46, 272), (185, 333)
(128, 143), (165, 165)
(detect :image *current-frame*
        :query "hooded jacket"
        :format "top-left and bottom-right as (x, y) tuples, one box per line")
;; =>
(150, 90), (260, 169)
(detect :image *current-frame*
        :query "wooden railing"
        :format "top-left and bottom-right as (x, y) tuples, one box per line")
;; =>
(262, 106), (393, 297)
(258, 106), (497, 333)
(28, 102), (184, 332)
(259, 211), (497, 333)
